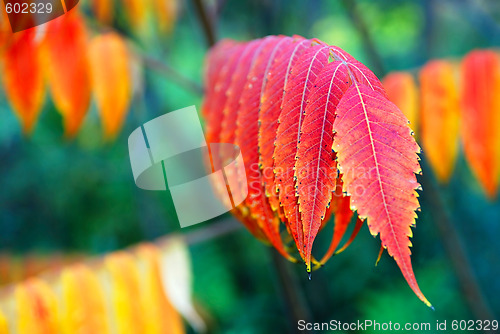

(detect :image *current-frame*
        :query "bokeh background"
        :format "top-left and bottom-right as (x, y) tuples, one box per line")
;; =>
(1, 0), (499, 333)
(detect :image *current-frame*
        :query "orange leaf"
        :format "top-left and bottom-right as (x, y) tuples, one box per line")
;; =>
(42, 12), (91, 138)
(419, 60), (460, 182)
(88, 33), (133, 139)
(333, 81), (431, 307)
(154, 0), (179, 34)
(461, 50), (500, 198)
(382, 72), (419, 138)
(2, 29), (45, 134)
(91, 0), (113, 24)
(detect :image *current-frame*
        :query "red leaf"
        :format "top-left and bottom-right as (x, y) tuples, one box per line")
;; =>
(274, 44), (330, 259)
(295, 60), (351, 271)
(333, 81), (431, 307)
(259, 37), (309, 220)
(236, 36), (294, 260)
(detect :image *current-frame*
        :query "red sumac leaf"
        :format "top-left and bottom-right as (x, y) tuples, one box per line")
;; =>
(274, 44), (330, 260)
(295, 61), (350, 271)
(332, 82), (430, 307)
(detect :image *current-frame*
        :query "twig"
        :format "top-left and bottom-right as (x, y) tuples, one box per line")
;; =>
(141, 54), (204, 95)
(420, 162), (495, 322)
(341, 0), (385, 76)
(269, 249), (312, 333)
(191, 0), (217, 47)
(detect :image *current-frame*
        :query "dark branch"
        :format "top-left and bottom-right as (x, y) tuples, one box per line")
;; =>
(192, 0), (217, 47)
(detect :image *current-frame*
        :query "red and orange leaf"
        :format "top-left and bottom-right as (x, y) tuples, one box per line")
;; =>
(88, 33), (133, 139)
(333, 82), (431, 307)
(236, 36), (294, 260)
(259, 37), (309, 218)
(42, 12), (91, 138)
(419, 60), (460, 183)
(2, 29), (45, 134)
(295, 61), (351, 271)
(461, 50), (500, 198)
(382, 72), (419, 138)
(274, 44), (330, 260)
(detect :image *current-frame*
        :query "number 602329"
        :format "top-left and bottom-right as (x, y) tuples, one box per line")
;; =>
(5, 2), (53, 14)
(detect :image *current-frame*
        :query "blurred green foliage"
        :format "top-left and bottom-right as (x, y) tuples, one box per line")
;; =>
(1, 0), (500, 333)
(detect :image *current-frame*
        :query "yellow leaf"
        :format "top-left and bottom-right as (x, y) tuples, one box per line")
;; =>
(59, 264), (109, 334)
(105, 252), (143, 334)
(15, 278), (59, 334)
(134, 244), (185, 334)
(154, 0), (179, 34)
(88, 33), (133, 139)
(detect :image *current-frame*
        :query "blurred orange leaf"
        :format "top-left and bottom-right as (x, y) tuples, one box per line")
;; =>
(42, 12), (91, 138)
(2, 29), (45, 134)
(382, 72), (419, 138)
(88, 33), (133, 139)
(461, 50), (500, 198)
(419, 60), (460, 182)
(91, 0), (114, 25)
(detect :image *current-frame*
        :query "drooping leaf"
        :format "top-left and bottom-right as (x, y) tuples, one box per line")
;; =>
(88, 33), (133, 139)
(382, 72), (419, 138)
(42, 11), (91, 138)
(274, 44), (330, 261)
(295, 60), (350, 271)
(419, 60), (460, 182)
(259, 37), (309, 219)
(461, 50), (500, 198)
(2, 29), (45, 134)
(333, 81), (431, 307)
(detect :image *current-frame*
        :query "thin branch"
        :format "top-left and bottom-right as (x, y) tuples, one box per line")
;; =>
(269, 249), (312, 333)
(420, 162), (495, 322)
(192, 0), (217, 47)
(141, 54), (204, 95)
(341, 0), (385, 76)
